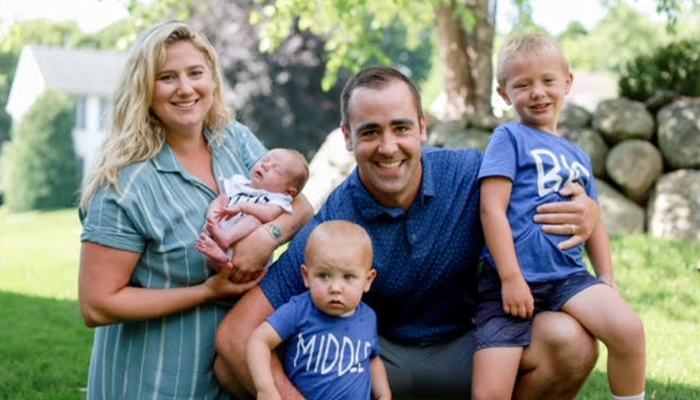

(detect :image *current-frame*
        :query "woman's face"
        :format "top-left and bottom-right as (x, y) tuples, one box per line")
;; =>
(151, 40), (215, 137)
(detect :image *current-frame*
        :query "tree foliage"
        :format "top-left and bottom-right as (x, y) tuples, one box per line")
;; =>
(619, 38), (700, 101)
(3, 92), (81, 213)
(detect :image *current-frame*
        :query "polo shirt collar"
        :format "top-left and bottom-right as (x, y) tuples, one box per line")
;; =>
(350, 151), (435, 220)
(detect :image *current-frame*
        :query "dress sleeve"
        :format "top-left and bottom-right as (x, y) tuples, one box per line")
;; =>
(230, 122), (267, 171)
(80, 185), (145, 253)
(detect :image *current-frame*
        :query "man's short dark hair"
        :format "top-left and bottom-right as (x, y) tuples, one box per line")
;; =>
(340, 67), (424, 129)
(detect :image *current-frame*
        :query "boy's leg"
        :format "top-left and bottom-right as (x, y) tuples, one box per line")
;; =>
(208, 215), (262, 250)
(472, 347), (522, 400)
(195, 233), (230, 264)
(561, 284), (646, 397)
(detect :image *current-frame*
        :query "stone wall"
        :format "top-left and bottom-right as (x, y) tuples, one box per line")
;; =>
(428, 96), (700, 241)
(302, 95), (699, 242)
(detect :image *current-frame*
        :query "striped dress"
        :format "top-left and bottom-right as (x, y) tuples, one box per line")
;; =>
(80, 122), (267, 400)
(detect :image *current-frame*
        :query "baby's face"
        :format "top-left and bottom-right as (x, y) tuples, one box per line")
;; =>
(251, 149), (298, 195)
(302, 246), (375, 317)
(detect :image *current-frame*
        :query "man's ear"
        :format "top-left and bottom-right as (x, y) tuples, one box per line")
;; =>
(497, 86), (512, 105)
(342, 125), (353, 152)
(301, 265), (310, 289)
(419, 114), (428, 143)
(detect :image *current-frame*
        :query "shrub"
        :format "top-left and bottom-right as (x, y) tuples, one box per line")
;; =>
(619, 39), (700, 101)
(4, 91), (81, 213)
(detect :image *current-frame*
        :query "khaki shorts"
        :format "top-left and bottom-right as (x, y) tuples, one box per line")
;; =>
(380, 330), (475, 400)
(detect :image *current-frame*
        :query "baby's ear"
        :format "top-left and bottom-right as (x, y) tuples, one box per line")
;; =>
(285, 187), (298, 197)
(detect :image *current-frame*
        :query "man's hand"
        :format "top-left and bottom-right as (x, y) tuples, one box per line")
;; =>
(534, 183), (600, 250)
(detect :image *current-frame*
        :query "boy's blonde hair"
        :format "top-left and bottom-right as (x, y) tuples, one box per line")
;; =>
(496, 33), (570, 88)
(80, 21), (231, 210)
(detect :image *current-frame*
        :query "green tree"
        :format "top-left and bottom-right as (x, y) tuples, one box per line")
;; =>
(4, 92), (81, 213)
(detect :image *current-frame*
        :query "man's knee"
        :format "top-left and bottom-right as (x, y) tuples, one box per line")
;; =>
(529, 311), (598, 378)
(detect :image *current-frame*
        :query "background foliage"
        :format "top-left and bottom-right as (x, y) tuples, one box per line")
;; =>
(619, 39), (700, 101)
(3, 92), (81, 212)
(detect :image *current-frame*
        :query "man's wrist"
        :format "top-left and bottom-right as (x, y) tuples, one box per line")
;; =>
(263, 223), (284, 246)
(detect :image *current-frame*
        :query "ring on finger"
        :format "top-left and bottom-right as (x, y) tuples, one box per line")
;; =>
(569, 224), (576, 235)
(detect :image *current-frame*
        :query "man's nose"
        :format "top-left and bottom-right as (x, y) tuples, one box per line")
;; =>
(378, 132), (398, 155)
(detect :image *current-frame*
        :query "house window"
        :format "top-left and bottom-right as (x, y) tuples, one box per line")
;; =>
(76, 97), (88, 130)
(99, 99), (111, 130)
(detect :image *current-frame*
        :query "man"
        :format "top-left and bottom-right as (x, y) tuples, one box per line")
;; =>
(215, 67), (599, 400)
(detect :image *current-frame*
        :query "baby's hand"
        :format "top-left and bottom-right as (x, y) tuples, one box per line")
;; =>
(217, 205), (242, 220)
(501, 276), (534, 319)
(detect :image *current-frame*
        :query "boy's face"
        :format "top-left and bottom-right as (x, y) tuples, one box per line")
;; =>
(498, 52), (573, 134)
(250, 149), (300, 196)
(301, 244), (376, 317)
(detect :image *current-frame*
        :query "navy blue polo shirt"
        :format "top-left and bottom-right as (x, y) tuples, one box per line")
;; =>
(261, 146), (484, 344)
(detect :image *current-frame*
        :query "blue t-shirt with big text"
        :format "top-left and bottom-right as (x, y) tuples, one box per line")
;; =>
(261, 147), (484, 344)
(268, 292), (379, 400)
(478, 122), (598, 282)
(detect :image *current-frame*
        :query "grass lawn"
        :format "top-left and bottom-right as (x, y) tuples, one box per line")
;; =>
(1, 208), (699, 399)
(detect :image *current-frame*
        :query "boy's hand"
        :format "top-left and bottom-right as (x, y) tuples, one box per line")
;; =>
(599, 275), (620, 293)
(502, 276), (534, 319)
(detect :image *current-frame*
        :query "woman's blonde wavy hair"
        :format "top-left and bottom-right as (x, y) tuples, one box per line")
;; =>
(79, 21), (231, 210)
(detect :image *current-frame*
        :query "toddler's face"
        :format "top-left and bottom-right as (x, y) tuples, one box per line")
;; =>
(301, 246), (376, 317)
(250, 149), (298, 195)
(498, 52), (572, 134)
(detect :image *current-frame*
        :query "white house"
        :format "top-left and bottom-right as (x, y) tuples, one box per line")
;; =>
(6, 45), (125, 178)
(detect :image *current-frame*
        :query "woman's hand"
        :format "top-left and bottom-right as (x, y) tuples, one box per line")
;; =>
(534, 183), (600, 250)
(201, 260), (266, 299)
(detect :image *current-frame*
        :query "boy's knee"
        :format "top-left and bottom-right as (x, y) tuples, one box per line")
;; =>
(608, 312), (646, 355)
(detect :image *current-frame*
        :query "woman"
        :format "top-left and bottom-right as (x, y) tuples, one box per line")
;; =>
(78, 21), (313, 399)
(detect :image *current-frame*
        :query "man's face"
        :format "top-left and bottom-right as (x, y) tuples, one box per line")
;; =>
(342, 80), (427, 209)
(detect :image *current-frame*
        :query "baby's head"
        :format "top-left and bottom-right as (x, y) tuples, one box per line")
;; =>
(496, 33), (572, 133)
(301, 221), (376, 317)
(251, 148), (309, 196)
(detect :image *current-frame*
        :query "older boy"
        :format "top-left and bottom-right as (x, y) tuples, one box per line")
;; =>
(473, 33), (646, 400)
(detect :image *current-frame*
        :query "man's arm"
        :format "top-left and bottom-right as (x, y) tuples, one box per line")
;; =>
(247, 321), (284, 400)
(371, 357), (392, 400)
(215, 286), (307, 400)
(534, 183), (600, 250)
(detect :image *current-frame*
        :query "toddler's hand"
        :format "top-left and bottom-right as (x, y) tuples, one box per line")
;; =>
(502, 276), (534, 319)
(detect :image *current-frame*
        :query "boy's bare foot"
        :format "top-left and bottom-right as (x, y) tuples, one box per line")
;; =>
(195, 233), (229, 264)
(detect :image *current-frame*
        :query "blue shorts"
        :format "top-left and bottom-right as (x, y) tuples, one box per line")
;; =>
(473, 266), (602, 350)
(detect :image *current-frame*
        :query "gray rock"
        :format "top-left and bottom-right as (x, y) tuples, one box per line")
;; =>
(302, 128), (355, 211)
(605, 140), (663, 204)
(596, 179), (645, 236)
(561, 127), (609, 178)
(429, 121), (491, 151)
(559, 104), (592, 128)
(647, 169), (700, 242)
(592, 98), (655, 144)
(656, 98), (700, 169)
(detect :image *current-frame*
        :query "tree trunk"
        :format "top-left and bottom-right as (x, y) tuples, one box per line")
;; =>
(434, 0), (495, 119)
